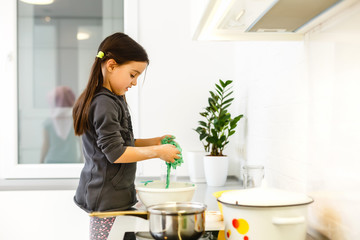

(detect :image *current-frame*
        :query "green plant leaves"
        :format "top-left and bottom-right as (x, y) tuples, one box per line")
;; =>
(230, 114), (243, 129)
(194, 79), (243, 156)
(222, 98), (234, 106)
(223, 91), (233, 100)
(194, 127), (208, 141)
(220, 79), (232, 88)
(215, 84), (223, 93)
(198, 121), (207, 127)
(200, 112), (208, 117)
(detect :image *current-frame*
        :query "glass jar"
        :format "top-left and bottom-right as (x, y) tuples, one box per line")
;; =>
(242, 165), (264, 188)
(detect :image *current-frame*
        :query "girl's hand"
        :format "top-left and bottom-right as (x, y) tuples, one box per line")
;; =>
(158, 134), (175, 145)
(134, 135), (176, 147)
(157, 144), (180, 163)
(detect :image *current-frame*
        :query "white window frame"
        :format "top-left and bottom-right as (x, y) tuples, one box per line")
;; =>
(0, 0), (139, 179)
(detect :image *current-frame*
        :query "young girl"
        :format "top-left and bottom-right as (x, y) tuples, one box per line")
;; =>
(72, 32), (180, 239)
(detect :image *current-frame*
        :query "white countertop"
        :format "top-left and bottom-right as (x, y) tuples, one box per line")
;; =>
(189, 177), (243, 211)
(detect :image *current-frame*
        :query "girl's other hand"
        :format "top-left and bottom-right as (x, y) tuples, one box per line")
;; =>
(157, 144), (180, 163)
(157, 134), (175, 145)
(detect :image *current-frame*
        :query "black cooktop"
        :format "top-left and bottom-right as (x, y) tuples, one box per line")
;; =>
(123, 231), (317, 240)
(123, 231), (220, 240)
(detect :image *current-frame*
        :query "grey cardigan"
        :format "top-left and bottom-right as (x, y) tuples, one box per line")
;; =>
(74, 87), (137, 213)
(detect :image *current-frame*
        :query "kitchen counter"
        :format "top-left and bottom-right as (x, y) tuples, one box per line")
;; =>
(106, 177), (318, 240)
(183, 176), (243, 210)
(0, 178), (79, 191)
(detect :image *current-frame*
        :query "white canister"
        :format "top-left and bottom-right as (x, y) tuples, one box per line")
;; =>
(186, 151), (206, 183)
(218, 188), (313, 240)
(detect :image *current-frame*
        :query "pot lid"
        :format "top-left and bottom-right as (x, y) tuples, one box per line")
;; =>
(147, 202), (207, 215)
(218, 187), (313, 207)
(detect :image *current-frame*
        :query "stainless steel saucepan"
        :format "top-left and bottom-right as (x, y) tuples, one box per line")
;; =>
(147, 202), (207, 240)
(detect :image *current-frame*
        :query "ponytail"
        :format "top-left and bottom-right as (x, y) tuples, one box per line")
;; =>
(73, 59), (103, 135)
(72, 32), (149, 136)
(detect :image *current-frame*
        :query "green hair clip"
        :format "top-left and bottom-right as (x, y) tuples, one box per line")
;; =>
(96, 51), (104, 59)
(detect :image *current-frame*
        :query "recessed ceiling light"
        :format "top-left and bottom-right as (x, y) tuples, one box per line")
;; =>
(77, 32), (90, 41)
(20, 0), (54, 5)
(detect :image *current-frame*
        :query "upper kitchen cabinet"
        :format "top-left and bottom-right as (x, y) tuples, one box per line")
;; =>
(193, 0), (359, 41)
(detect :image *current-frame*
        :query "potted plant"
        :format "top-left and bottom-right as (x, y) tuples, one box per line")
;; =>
(195, 79), (243, 186)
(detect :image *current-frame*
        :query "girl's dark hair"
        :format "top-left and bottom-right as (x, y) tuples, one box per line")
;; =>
(73, 32), (149, 135)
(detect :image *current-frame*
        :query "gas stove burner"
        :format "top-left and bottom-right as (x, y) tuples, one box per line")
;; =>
(135, 232), (153, 240)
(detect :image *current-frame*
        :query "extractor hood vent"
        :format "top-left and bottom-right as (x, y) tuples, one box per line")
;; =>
(194, 0), (345, 41)
(247, 0), (342, 32)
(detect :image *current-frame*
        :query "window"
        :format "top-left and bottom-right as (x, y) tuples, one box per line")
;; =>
(0, 0), (139, 178)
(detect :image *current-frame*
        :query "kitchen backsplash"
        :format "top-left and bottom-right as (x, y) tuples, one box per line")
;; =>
(241, 2), (360, 239)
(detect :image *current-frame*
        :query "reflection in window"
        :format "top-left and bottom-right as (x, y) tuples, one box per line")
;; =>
(17, 0), (124, 163)
(40, 86), (82, 163)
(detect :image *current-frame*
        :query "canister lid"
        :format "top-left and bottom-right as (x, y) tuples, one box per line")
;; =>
(217, 187), (313, 207)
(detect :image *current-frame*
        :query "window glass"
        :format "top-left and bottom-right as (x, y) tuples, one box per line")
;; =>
(17, 0), (124, 164)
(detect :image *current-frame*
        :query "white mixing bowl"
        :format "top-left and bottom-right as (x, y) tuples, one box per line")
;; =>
(136, 181), (196, 207)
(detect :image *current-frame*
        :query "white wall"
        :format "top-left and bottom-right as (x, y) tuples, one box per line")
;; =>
(305, 3), (360, 239)
(238, 2), (360, 239)
(135, 0), (245, 178)
(234, 40), (308, 190)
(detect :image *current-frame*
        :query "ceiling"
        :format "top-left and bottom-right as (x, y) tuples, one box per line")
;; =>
(19, 0), (103, 18)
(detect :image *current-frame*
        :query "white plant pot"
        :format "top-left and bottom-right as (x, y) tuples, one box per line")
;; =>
(203, 155), (228, 186)
(186, 151), (206, 183)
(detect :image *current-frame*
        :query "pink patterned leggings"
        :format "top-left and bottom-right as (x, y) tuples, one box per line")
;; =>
(90, 216), (116, 240)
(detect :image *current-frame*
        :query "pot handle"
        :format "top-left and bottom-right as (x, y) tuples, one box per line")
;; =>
(272, 216), (305, 225)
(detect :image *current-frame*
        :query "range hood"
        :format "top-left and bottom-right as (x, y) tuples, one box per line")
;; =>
(193, 0), (351, 41)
